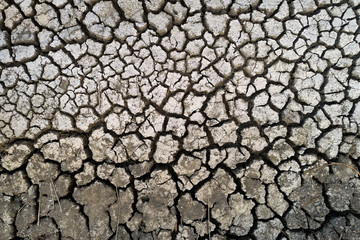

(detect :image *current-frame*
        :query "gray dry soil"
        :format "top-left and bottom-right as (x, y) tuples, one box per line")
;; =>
(1, 0), (360, 239)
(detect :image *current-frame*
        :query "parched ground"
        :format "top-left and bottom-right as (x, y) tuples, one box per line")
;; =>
(1, 0), (360, 239)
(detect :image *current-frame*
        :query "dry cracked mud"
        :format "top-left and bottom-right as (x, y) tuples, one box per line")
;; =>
(0, 0), (360, 239)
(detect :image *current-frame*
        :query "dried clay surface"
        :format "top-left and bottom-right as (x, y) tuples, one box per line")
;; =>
(1, 0), (360, 239)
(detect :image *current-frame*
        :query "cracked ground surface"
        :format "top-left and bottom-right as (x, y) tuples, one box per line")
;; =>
(0, 0), (360, 239)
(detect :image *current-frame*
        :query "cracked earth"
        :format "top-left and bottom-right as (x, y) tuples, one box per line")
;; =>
(0, 0), (360, 239)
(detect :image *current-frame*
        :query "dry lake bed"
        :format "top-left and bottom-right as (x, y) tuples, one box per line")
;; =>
(0, 0), (360, 239)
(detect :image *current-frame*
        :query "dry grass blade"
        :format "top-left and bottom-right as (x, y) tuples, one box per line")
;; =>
(327, 162), (360, 177)
(304, 161), (360, 177)
(295, 196), (321, 214)
(303, 196), (320, 208)
(97, 80), (102, 107)
(173, 219), (178, 233)
(207, 197), (210, 240)
(280, 229), (288, 238)
(51, 180), (62, 213)
(17, 204), (26, 213)
(37, 195), (41, 226)
(115, 187), (120, 240)
(270, 224), (288, 238)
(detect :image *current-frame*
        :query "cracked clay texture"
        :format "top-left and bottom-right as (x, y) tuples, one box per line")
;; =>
(1, 0), (360, 239)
